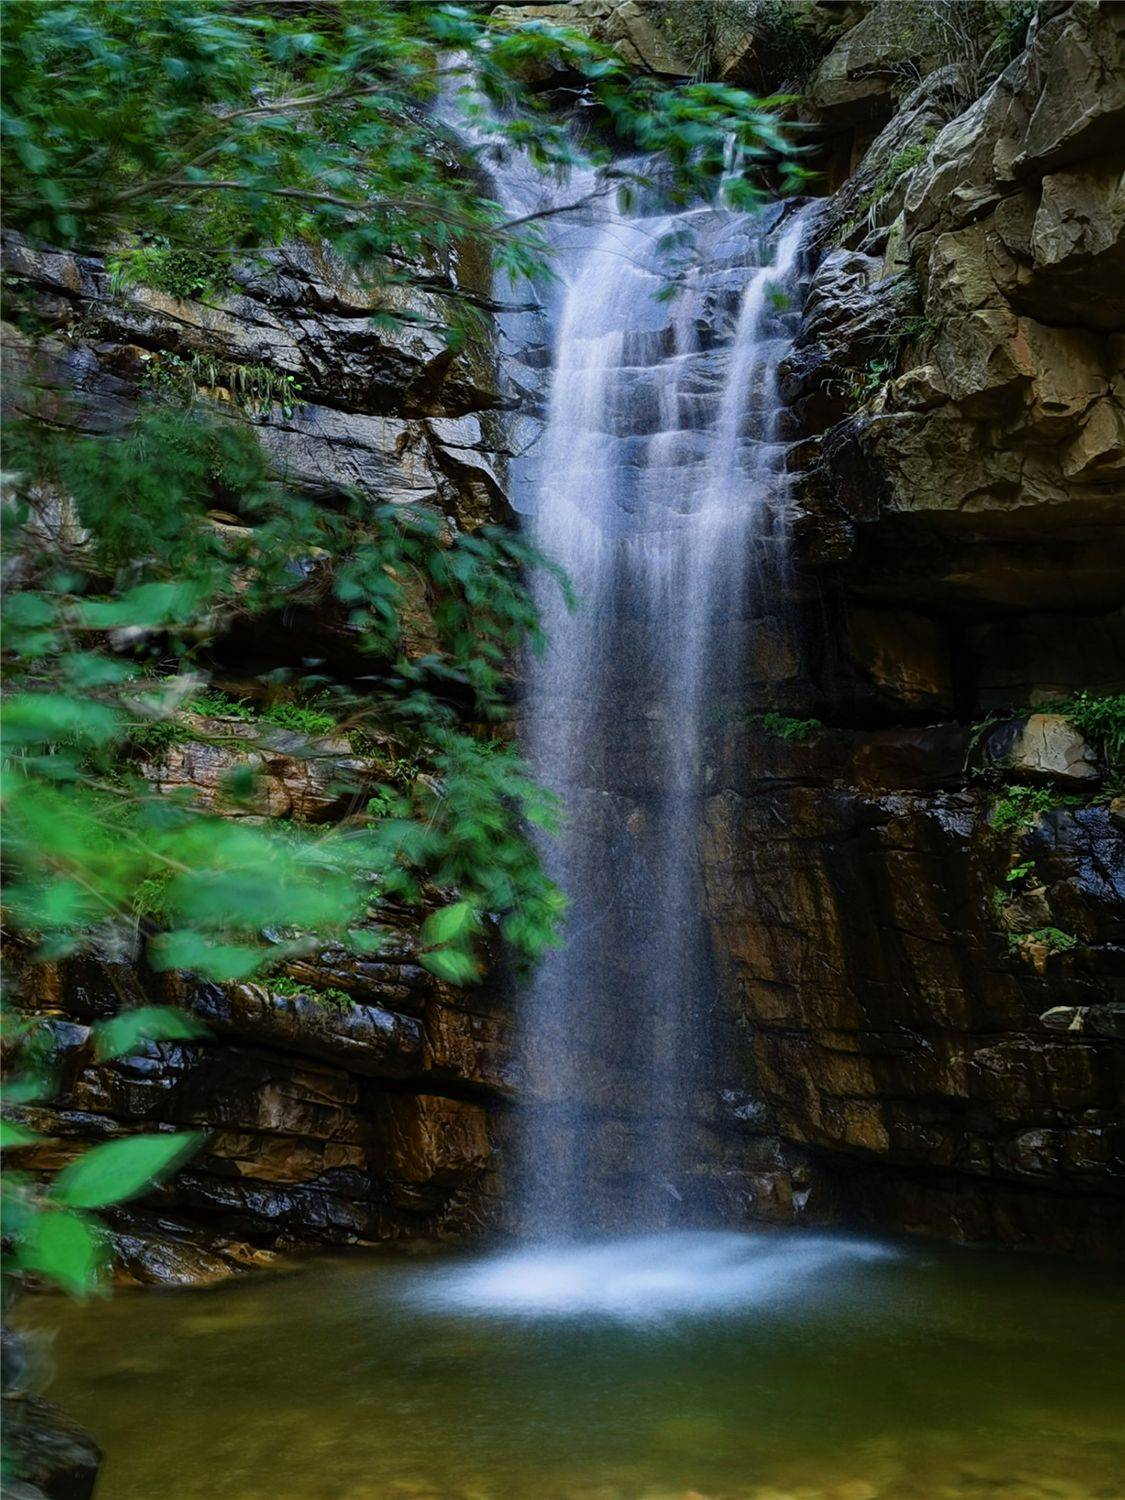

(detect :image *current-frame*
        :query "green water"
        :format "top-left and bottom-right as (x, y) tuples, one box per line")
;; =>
(16, 1230), (1125, 1500)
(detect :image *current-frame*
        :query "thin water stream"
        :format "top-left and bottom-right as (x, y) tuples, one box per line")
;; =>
(19, 1232), (1125, 1500)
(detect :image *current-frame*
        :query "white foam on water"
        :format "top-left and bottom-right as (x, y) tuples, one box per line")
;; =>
(407, 1230), (899, 1322)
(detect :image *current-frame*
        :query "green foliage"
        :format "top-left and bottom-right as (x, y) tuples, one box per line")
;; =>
(752, 711), (823, 743)
(2, 0), (800, 336)
(262, 702), (338, 737)
(995, 1), (1039, 61)
(3, 408), (572, 991)
(1008, 926), (1078, 956)
(2, 1005), (206, 1299)
(17, 1205), (105, 1298)
(108, 238), (228, 301)
(186, 689), (259, 722)
(660, 0), (821, 90)
(1041, 691), (1125, 770)
(884, 138), (935, 180)
(897, 309), (943, 350)
(1005, 860), (1037, 886)
(1, 0), (798, 1310)
(142, 353), (304, 417)
(266, 975), (353, 1010)
(93, 1006), (209, 1061)
(125, 716), (191, 755)
(53, 1133), (203, 1210)
(842, 358), (894, 409)
(991, 784), (1057, 831)
(836, 132), (935, 245)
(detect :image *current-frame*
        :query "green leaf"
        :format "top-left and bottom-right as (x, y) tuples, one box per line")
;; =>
(19, 1207), (104, 1297)
(419, 947), (480, 985)
(0, 1119), (43, 1149)
(150, 931), (269, 981)
(1, 692), (120, 748)
(51, 1132), (204, 1209)
(420, 900), (476, 946)
(345, 927), (387, 954)
(93, 1006), (209, 1062)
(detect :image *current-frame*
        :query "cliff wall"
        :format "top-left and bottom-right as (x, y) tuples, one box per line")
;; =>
(4, 0), (1122, 1273)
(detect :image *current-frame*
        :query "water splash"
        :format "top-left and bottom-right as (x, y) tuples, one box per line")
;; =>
(410, 1230), (899, 1322)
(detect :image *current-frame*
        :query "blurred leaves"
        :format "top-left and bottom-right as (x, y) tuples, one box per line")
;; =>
(52, 1133), (205, 1210)
(93, 1006), (210, 1061)
(18, 1206), (105, 1298)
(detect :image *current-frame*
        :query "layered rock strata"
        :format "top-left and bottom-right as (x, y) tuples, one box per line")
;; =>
(4, 0), (1124, 1267)
(2, 233), (519, 1280)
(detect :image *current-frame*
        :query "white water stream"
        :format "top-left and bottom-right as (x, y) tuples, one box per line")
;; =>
(505, 179), (812, 1239)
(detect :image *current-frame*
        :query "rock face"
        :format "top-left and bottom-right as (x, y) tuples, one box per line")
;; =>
(10, 933), (515, 1281)
(709, 0), (1125, 1256)
(3, 0), (1123, 1269)
(2, 220), (520, 1280)
(0, 1395), (101, 1500)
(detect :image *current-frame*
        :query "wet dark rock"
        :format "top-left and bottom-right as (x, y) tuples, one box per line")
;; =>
(1, 1397), (100, 1500)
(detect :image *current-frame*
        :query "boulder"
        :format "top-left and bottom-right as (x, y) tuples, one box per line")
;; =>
(984, 713), (1101, 784)
(809, 1), (946, 126)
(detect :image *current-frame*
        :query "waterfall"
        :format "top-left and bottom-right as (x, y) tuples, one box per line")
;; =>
(507, 182), (811, 1239)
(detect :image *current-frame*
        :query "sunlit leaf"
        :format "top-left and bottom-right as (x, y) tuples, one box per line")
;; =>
(51, 1132), (204, 1209)
(419, 947), (480, 985)
(19, 1207), (104, 1297)
(0, 1119), (43, 1149)
(420, 900), (476, 947)
(93, 1007), (209, 1062)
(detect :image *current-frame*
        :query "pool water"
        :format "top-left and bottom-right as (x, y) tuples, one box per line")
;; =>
(17, 1229), (1125, 1500)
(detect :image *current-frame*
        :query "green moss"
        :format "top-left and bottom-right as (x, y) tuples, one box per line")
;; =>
(753, 711), (823, 744)
(837, 130), (936, 245)
(266, 975), (354, 1010)
(262, 702), (337, 737)
(883, 138), (934, 179)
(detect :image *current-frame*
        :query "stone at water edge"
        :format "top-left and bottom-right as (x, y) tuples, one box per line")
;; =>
(0, 1396), (101, 1500)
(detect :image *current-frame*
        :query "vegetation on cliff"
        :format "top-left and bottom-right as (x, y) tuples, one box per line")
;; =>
(0, 1), (796, 1300)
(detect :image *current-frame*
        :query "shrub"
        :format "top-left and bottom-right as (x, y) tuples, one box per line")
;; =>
(1043, 691), (1125, 769)
(753, 712), (823, 743)
(991, 784), (1057, 831)
(1008, 926), (1078, 956)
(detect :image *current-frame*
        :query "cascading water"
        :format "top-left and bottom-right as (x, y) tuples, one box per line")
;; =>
(508, 181), (812, 1239)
